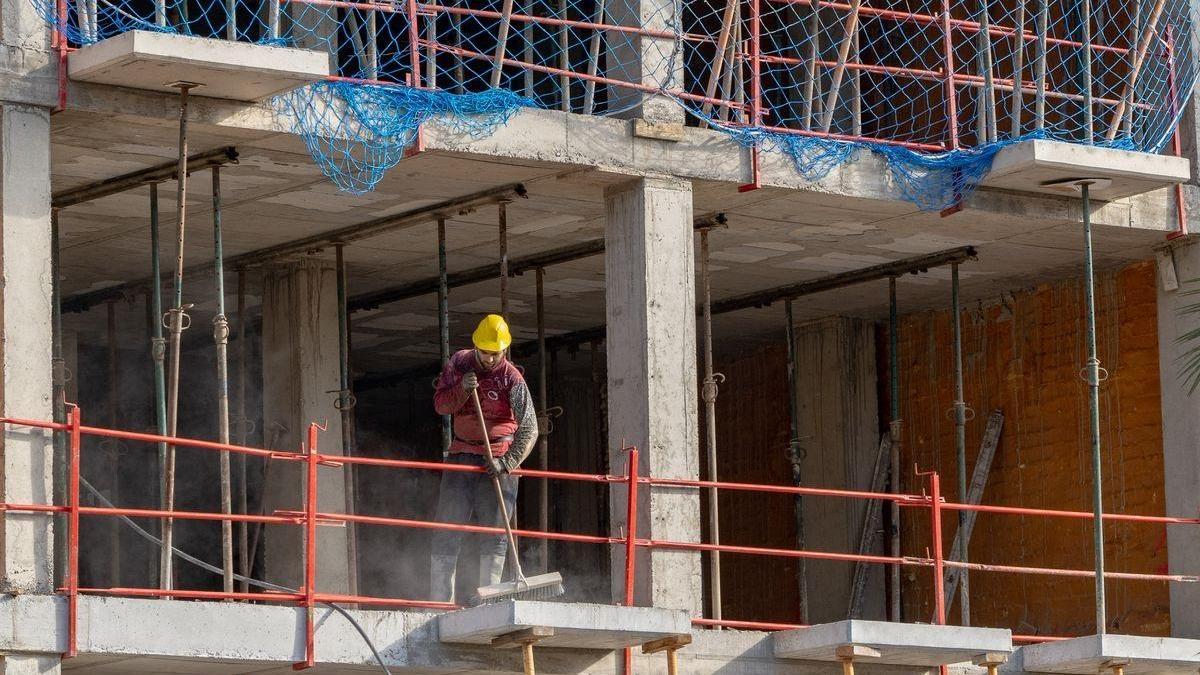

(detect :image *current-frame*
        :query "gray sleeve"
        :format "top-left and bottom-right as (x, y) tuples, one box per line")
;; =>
(504, 381), (539, 469)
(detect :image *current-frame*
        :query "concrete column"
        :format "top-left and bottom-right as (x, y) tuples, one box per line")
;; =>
(604, 0), (683, 124)
(1156, 239), (1200, 637)
(0, 656), (60, 675)
(0, 104), (54, 595)
(604, 176), (701, 614)
(260, 258), (350, 594)
(794, 317), (881, 623)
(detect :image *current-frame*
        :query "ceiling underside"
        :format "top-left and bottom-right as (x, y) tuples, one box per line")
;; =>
(51, 109), (1169, 375)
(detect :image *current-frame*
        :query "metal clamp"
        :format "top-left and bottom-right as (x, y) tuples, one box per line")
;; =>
(163, 304), (194, 332)
(537, 406), (564, 436)
(701, 373), (725, 403)
(212, 314), (230, 343)
(1079, 358), (1110, 384)
(946, 402), (976, 422)
(328, 388), (357, 411)
(150, 336), (167, 363)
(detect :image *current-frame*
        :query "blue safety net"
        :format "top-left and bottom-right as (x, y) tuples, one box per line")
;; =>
(33, 0), (1196, 207)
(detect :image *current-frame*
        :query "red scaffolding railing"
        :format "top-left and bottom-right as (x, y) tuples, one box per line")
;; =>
(1, 406), (1195, 669)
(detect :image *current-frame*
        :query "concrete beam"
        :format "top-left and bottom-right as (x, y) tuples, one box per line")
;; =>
(437, 601), (691, 649)
(773, 620), (1013, 666)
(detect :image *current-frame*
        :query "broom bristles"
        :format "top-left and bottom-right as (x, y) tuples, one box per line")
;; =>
(474, 572), (565, 605)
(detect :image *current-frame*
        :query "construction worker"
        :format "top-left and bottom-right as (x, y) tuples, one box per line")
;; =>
(429, 314), (538, 603)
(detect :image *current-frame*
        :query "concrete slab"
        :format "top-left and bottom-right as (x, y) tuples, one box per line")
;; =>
(68, 31), (329, 101)
(1020, 634), (1200, 674)
(436, 601), (691, 650)
(773, 620), (1013, 666)
(981, 139), (1190, 200)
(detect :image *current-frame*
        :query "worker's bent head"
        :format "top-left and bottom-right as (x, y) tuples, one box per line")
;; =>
(472, 314), (512, 369)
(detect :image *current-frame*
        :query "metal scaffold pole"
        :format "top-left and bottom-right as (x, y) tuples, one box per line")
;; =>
(51, 210), (67, 588)
(162, 82), (197, 592)
(149, 184), (169, 589)
(106, 300), (121, 585)
(437, 218), (451, 453)
(236, 268), (249, 592)
(212, 166), (234, 594)
(536, 267), (550, 572)
(699, 227), (723, 625)
(888, 278), (901, 621)
(784, 299), (808, 624)
(1080, 180), (1106, 634)
(951, 262), (969, 625)
(499, 202), (509, 318)
(335, 244), (361, 598)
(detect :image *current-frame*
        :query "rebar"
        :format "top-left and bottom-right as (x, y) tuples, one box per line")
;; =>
(335, 244), (361, 598)
(212, 166), (234, 594)
(1080, 181), (1107, 634)
(536, 267), (550, 571)
(149, 183), (169, 589)
(699, 228), (722, 625)
(161, 83), (195, 593)
(951, 263), (969, 625)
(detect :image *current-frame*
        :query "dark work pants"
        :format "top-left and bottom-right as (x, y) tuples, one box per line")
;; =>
(430, 452), (520, 561)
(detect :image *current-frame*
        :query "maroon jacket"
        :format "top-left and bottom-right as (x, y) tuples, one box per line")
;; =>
(433, 349), (531, 457)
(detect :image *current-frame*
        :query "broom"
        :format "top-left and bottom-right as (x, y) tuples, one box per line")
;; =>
(471, 388), (565, 603)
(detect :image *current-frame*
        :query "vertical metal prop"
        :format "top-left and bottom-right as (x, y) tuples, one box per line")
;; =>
(212, 167), (235, 594)
(162, 83), (195, 592)
(976, 0), (997, 142)
(236, 269), (249, 592)
(149, 184), (169, 588)
(367, 11), (379, 80)
(106, 300), (121, 585)
(941, 0), (960, 147)
(269, 0), (280, 39)
(490, 0), (518, 87)
(802, 0), (821, 130)
(582, 0), (606, 113)
(821, 0), (863, 134)
(699, 228), (722, 625)
(1080, 181), (1107, 635)
(155, 0), (165, 25)
(783, 299), (809, 624)
(523, 0), (534, 97)
(1080, 0), (1094, 142)
(887, 278), (901, 621)
(558, 0), (570, 111)
(437, 219), (451, 452)
(226, 0), (236, 39)
(951, 263), (969, 625)
(499, 202), (510, 318)
(335, 244), (361, 598)
(51, 211), (67, 588)
(536, 268), (550, 571)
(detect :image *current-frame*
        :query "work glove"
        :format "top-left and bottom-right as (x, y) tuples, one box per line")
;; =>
(461, 371), (479, 393)
(485, 455), (505, 477)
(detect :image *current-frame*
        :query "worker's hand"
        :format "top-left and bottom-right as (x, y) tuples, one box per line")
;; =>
(497, 452), (520, 475)
(461, 371), (479, 393)
(485, 456), (504, 477)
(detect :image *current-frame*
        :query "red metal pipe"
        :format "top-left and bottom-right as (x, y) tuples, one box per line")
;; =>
(940, 0), (959, 148)
(941, 501), (1200, 525)
(79, 587), (304, 602)
(1165, 28), (1188, 240)
(332, 453), (618, 484)
(294, 424), (319, 671)
(1012, 634), (1072, 644)
(316, 510), (618, 545)
(0, 416), (70, 431)
(313, 592), (458, 610)
(623, 447), (638, 675)
(54, 0), (68, 113)
(67, 406), (80, 658)
(80, 425), (300, 461)
(725, 120), (946, 151)
(929, 471), (947, 625)
(643, 475), (929, 503)
(2, 503), (302, 525)
(738, 0), (764, 192)
(407, 0), (421, 85)
(642, 538), (916, 565)
(943, 558), (1200, 582)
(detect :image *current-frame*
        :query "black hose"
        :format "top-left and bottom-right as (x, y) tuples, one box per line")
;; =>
(78, 476), (393, 675)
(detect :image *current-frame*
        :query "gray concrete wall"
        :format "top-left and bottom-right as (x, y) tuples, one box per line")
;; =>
(260, 258), (350, 594)
(604, 176), (703, 615)
(1156, 237), (1200, 638)
(794, 316), (883, 623)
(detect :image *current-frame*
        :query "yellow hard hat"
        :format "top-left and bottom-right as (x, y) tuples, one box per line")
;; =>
(472, 314), (512, 352)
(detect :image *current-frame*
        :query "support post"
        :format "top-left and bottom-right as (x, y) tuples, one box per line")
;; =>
(1080, 180), (1106, 634)
(294, 423), (319, 670)
(951, 263), (969, 625)
(149, 184), (169, 588)
(67, 406), (81, 659)
(1080, 0), (1093, 142)
(699, 227), (722, 625)
(1034, 0), (1047, 129)
(162, 83), (197, 592)
(536, 268), (550, 571)
(437, 218), (451, 453)
(499, 202), (509, 318)
(784, 299), (808, 624)
(105, 300), (121, 586)
(888, 278), (901, 621)
(930, 471), (946, 626)
(941, 0), (960, 147)
(213, 166), (234, 594)
(236, 268), (249, 592)
(335, 244), (360, 598)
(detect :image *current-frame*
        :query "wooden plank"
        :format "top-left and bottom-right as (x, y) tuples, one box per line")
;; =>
(848, 434), (892, 617)
(492, 627), (555, 649)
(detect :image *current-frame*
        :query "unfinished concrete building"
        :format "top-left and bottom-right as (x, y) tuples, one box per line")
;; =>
(1, 0), (1199, 668)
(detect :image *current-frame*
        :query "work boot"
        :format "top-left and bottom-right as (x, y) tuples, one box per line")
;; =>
(478, 552), (506, 590)
(430, 555), (458, 603)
